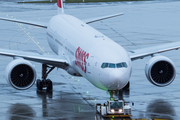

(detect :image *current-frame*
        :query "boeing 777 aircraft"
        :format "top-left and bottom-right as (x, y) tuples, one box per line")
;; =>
(0, 0), (179, 95)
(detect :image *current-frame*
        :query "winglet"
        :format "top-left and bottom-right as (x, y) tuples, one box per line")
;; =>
(57, 0), (64, 14)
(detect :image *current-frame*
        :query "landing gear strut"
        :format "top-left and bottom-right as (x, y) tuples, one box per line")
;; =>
(109, 90), (123, 100)
(36, 64), (55, 91)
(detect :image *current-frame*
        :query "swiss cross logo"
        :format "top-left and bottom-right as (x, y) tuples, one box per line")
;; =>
(75, 47), (89, 73)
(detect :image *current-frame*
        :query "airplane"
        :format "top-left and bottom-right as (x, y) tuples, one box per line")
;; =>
(0, 0), (179, 96)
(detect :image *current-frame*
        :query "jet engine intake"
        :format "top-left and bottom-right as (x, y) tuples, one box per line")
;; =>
(5, 59), (36, 90)
(145, 55), (176, 87)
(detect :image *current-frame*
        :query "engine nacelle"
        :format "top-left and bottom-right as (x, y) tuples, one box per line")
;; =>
(145, 55), (176, 87)
(5, 59), (36, 90)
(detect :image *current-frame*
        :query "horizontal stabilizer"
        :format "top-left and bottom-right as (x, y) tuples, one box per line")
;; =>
(83, 13), (123, 24)
(0, 17), (47, 28)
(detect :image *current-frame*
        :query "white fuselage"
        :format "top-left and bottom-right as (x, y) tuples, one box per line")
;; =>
(46, 14), (132, 91)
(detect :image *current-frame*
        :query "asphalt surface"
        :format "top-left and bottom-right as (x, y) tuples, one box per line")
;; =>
(0, 0), (180, 120)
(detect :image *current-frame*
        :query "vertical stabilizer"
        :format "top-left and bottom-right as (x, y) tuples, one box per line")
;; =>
(57, 0), (64, 14)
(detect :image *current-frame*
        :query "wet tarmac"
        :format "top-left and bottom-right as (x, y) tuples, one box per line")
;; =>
(0, 0), (180, 120)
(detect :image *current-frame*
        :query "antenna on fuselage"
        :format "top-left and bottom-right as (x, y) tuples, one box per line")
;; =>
(57, 0), (64, 14)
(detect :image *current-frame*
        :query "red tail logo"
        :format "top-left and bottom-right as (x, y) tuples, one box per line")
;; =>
(75, 47), (89, 73)
(57, 0), (63, 8)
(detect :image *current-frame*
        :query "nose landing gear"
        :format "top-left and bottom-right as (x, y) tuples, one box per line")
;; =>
(36, 64), (55, 91)
(109, 90), (123, 101)
(96, 90), (133, 118)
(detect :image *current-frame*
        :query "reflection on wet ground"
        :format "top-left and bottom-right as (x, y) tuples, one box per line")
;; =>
(9, 90), (176, 120)
(0, 0), (180, 120)
(7, 103), (36, 120)
(7, 91), (175, 120)
(146, 99), (176, 120)
(3, 89), (177, 120)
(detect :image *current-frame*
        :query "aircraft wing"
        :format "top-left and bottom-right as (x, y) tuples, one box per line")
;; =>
(0, 48), (69, 69)
(83, 13), (123, 24)
(129, 41), (180, 61)
(0, 17), (47, 28)
(0, 13), (123, 27)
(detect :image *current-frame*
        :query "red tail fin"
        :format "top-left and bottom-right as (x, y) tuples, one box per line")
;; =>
(57, 0), (63, 8)
(57, 0), (64, 14)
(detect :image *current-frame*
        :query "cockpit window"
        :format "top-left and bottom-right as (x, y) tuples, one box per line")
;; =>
(117, 62), (127, 68)
(101, 62), (128, 69)
(101, 63), (109, 68)
(109, 63), (115, 68)
(116, 63), (122, 68)
(122, 62), (128, 68)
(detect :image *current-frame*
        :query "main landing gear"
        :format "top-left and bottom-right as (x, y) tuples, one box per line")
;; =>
(36, 64), (55, 91)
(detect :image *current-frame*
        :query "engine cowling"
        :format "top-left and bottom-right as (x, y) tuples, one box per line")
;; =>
(145, 55), (176, 87)
(5, 59), (36, 90)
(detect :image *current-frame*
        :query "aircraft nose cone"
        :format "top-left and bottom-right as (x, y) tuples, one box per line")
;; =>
(107, 70), (127, 90)
(109, 70), (123, 82)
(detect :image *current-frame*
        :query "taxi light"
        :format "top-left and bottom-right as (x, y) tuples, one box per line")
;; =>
(111, 109), (115, 113)
(119, 109), (122, 112)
